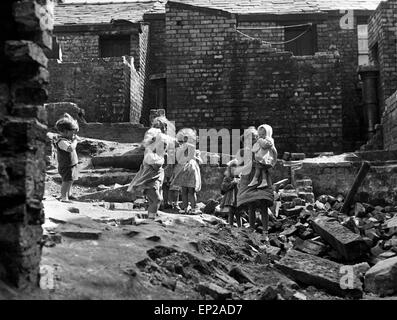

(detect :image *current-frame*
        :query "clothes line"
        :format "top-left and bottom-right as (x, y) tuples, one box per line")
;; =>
(237, 22), (313, 30)
(236, 25), (312, 46)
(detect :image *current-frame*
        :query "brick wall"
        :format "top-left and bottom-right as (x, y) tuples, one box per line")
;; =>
(56, 33), (99, 61)
(236, 21), (284, 51)
(382, 90), (397, 150)
(166, 2), (343, 155)
(317, 15), (364, 150)
(48, 57), (133, 123)
(0, 0), (53, 288)
(144, 17), (166, 119)
(369, 0), (397, 113)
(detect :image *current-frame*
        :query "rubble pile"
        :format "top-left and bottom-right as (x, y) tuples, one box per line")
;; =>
(259, 177), (397, 297)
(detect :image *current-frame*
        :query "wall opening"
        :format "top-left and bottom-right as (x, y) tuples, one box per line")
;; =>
(99, 35), (130, 58)
(285, 23), (317, 56)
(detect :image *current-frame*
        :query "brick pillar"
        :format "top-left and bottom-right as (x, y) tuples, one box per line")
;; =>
(0, 0), (54, 289)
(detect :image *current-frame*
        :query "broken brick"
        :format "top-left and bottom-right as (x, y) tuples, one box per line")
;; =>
(311, 216), (369, 261)
(196, 282), (232, 300)
(364, 257), (397, 296)
(275, 249), (362, 298)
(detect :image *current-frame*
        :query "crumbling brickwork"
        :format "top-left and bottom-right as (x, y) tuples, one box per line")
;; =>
(368, 0), (397, 113)
(48, 23), (149, 124)
(48, 57), (134, 123)
(166, 2), (343, 154)
(0, 0), (53, 288)
(56, 33), (99, 61)
(382, 90), (397, 150)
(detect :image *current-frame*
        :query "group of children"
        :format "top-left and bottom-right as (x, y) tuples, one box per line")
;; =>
(53, 113), (277, 231)
(127, 117), (203, 218)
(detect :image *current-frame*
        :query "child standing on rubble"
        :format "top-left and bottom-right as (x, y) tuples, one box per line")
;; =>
(54, 113), (80, 203)
(171, 128), (203, 214)
(128, 116), (175, 219)
(220, 163), (241, 227)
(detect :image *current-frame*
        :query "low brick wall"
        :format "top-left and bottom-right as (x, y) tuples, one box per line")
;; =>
(199, 159), (397, 206)
(79, 123), (148, 143)
(382, 91), (397, 150)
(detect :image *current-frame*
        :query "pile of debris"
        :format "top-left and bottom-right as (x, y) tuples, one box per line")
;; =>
(259, 177), (397, 298)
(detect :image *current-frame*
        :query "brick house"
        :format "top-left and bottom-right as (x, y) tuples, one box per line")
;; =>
(49, 0), (384, 154)
(47, 1), (164, 123)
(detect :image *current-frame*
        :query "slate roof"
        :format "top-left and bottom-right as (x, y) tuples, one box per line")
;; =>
(54, 1), (166, 25)
(54, 0), (384, 26)
(170, 0), (384, 14)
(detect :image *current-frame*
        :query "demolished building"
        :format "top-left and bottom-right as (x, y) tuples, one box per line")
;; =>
(48, 0), (384, 154)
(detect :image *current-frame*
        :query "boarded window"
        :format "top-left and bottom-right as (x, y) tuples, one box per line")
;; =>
(285, 24), (317, 56)
(99, 35), (130, 58)
(357, 24), (369, 66)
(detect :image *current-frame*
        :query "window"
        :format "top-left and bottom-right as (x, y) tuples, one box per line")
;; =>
(358, 24), (369, 66)
(99, 35), (130, 58)
(285, 24), (317, 56)
(151, 78), (167, 109)
(46, 36), (62, 60)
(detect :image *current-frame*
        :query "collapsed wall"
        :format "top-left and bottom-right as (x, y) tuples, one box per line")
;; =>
(165, 2), (343, 155)
(47, 57), (136, 123)
(0, 0), (53, 288)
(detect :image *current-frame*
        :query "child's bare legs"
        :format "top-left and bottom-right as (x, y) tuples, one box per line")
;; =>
(248, 204), (256, 229)
(259, 206), (269, 233)
(228, 207), (241, 227)
(145, 188), (162, 218)
(187, 187), (197, 211)
(61, 181), (73, 201)
(228, 208), (234, 226)
(180, 187), (189, 211)
(68, 181), (75, 198)
(235, 209), (242, 227)
(169, 190), (180, 209)
(248, 166), (261, 187)
(257, 168), (269, 189)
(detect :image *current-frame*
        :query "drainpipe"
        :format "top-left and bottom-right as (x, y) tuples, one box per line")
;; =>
(358, 65), (380, 140)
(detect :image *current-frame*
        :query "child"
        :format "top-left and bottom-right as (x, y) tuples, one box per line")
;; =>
(220, 164), (241, 227)
(248, 124), (277, 189)
(171, 128), (203, 214)
(127, 126), (174, 219)
(54, 113), (80, 203)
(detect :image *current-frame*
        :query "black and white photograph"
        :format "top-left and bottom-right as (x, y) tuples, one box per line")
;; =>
(1, 0), (397, 309)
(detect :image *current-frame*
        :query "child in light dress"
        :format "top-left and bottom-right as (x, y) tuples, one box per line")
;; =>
(170, 128), (203, 214)
(247, 124), (277, 189)
(127, 117), (175, 219)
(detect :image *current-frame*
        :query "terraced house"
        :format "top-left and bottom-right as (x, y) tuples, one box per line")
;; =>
(48, 0), (384, 154)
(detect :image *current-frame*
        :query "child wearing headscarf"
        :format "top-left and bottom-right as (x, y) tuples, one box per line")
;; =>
(247, 124), (277, 189)
(170, 128), (203, 214)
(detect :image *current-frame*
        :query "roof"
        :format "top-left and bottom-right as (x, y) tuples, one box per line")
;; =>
(169, 0), (384, 15)
(54, 1), (166, 25)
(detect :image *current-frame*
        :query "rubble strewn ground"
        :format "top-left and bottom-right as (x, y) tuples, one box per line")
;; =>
(7, 135), (397, 300)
